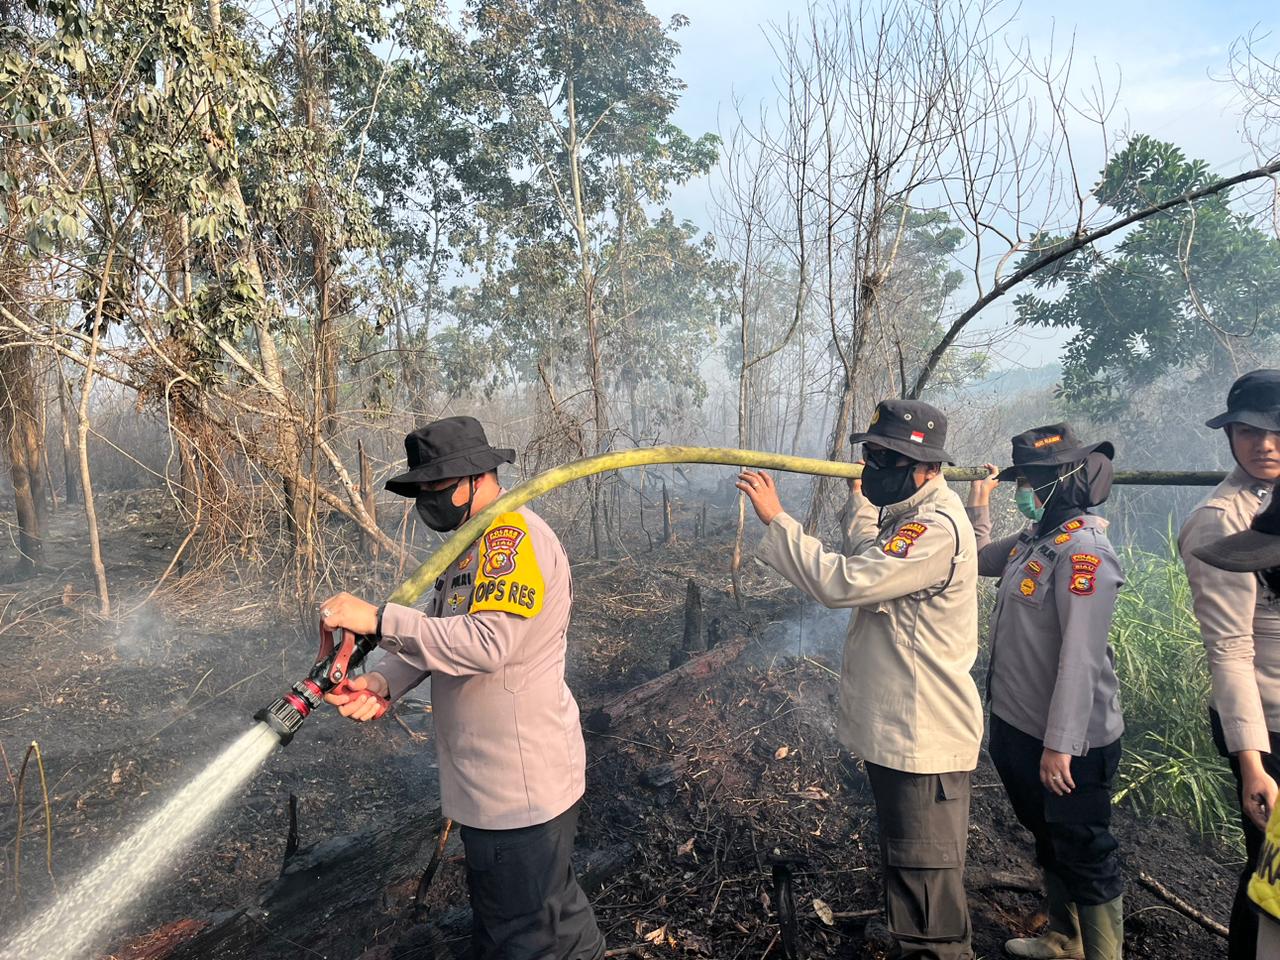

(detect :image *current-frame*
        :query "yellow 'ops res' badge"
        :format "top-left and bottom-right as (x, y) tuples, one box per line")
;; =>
(471, 512), (544, 617)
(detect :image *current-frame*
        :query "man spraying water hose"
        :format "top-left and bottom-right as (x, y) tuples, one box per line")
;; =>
(318, 416), (605, 960)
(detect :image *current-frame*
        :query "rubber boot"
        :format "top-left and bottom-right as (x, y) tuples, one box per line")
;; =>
(1005, 872), (1084, 959)
(1077, 896), (1123, 960)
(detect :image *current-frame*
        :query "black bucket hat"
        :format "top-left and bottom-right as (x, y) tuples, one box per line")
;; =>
(996, 423), (1115, 481)
(384, 416), (515, 497)
(1193, 492), (1280, 572)
(1205, 369), (1280, 431)
(849, 399), (954, 464)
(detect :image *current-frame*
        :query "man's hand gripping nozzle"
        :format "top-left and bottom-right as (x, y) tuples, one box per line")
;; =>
(254, 623), (390, 745)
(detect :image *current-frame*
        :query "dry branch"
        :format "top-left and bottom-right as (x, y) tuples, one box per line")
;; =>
(1135, 870), (1229, 940)
(586, 636), (750, 732)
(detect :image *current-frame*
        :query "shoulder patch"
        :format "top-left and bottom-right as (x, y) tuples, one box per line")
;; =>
(1068, 552), (1100, 596)
(470, 512), (544, 618)
(883, 521), (928, 558)
(1064, 519), (1085, 532)
(1054, 533), (1072, 544)
(1069, 572), (1096, 596)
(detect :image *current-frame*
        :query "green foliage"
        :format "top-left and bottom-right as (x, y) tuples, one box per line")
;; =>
(444, 0), (729, 423)
(1014, 135), (1280, 417)
(1109, 537), (1242, 853)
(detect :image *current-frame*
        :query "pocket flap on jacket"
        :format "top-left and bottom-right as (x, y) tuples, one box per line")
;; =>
(884, 838), (962, 869)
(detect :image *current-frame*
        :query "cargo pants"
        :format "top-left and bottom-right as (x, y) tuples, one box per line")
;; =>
(866, 763), (973, 960)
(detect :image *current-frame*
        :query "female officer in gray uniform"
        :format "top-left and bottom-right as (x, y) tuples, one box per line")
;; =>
(967, 424), (1125, 960)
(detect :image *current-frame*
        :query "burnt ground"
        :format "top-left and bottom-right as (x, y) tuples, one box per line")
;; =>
(0, 485), (1241, 959)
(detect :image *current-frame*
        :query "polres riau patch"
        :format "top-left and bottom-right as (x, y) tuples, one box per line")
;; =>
(471, 512), (544, 618)
(883, 521), (928, 558)
(1069, 552), (1100, 596)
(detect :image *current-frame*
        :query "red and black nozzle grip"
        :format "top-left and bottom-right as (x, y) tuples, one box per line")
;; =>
(254, 622), (386, 745)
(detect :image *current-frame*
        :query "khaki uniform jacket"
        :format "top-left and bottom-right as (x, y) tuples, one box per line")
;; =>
(374, 504), (587, 830)
(1178, 466), (1280, 754)
(756, 474), (983, 774)
(968, 508), (1125, 755)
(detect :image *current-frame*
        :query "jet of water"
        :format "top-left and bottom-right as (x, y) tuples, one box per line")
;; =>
(1, 722), (281, 960)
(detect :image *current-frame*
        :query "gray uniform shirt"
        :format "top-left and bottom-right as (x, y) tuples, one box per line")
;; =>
(968, 507), (1125, 756)
(1178, 467), (1279, 754)
(373, 504), (587, 830)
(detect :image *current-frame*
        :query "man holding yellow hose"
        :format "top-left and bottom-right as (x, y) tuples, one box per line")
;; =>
(738, 398), (982, 960)
(318, 416), (605, 960)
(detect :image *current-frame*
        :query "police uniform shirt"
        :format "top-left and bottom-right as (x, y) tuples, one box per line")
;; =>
(968, 507), (1125, 756)
(373, 504), (587, 830)
(1179, 466), (1280, 754)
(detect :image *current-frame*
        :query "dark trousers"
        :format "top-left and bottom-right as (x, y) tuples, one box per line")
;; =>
(988, 714), (1123, 905)
(866, 762), (973, 960)
(460, 804), (605, 960)
(1211, 710), (1280, 960)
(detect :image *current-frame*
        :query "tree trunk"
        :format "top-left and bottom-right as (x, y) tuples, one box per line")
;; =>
(564, 72), (607, 560)
(804, 363), (857, 534)
(0, 55), (47, 575)
(0, 344), (47, 575)
(358, 439), (379, 560)
(205, 0), (310, 562)
(56, 357), (80, 504)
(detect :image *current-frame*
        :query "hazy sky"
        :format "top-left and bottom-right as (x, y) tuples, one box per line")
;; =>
(644, 0), (1278, 370)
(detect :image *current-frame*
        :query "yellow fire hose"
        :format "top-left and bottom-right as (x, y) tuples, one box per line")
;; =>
(386, 445), (1226, 606)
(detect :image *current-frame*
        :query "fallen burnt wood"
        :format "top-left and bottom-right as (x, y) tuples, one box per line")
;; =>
(123, 810), (440, 960)
(586, 635), (750, 732)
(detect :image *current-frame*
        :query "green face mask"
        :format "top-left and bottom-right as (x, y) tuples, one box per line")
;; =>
(1015, 485), (1044, 522)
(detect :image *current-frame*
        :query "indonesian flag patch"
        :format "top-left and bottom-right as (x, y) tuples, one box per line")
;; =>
(909, 430), (925, 443)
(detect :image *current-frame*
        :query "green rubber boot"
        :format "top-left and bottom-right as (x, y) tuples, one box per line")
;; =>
(1005, 873), (1084, 959)
(1077, 896), (1123, 960)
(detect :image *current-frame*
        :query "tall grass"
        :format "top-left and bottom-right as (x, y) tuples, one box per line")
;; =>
(1109, 535), (1243, 854)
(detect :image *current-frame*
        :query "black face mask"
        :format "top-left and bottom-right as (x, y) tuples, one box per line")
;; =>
(415, 477), (476, 532)
(861, 462), (918, 506)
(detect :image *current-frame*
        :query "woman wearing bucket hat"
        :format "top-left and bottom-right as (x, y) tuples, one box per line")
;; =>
(738, 398), (983, 960)
(1178, 369), (1280, 960)
(318, 416), (606, 960)
(1193, 491), (1280, 960)
(967, 424), (1125, 960)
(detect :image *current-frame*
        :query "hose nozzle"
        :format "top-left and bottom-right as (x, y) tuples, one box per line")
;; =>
(253, 625), (381, 746)
(254, 678), (324, 745)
